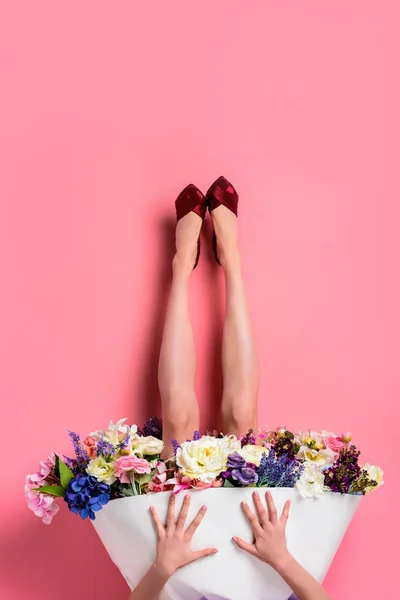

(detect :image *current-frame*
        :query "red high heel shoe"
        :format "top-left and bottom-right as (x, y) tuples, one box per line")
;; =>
(175, 184), (207, 269)
(206, 176), (239, 265)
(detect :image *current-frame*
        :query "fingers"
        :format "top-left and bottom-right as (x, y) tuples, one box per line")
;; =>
(150, 506), (165, 539)
(232, 536), (257, 557)
(190, 547), (219, 563)
(280, 499), (291, 526)
(166, 493), (176, 533)
(265, 491), (278, 525)
(176, 494), (190, 533)
(185, 505), (207, 540)
(241, 501), (263, 537)
(252, 491), (269, 528)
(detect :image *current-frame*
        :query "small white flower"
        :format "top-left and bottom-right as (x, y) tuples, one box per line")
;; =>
(295, 430), (326, 450)
(90, 418), (137, 446)
(238, 444), (269, 467)
(296, 464), (325, 498)
(297, 445), (335, 467)
(362, 463), (384, 493)
(132, 435), (164, 457)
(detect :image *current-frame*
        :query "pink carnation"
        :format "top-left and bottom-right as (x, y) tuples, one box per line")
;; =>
(25, 475), (59, 525)
(324, 435), (347, 454)
(114, 455), (151, 483)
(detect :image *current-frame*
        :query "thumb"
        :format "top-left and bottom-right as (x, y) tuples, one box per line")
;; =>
(233, 536), (257, 556)
(190, 547), (218, 562)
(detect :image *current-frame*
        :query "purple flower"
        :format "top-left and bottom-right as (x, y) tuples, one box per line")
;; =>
(324, 445), (361, 494)
(227, 452), (246, 470)
(96, 437), (116, 458)
(257, 449), (303, 488)
(138, 417), (163, 440)
(240, 428), (257, 447)
(171, 439), (181, 456)
(67, 430), (89, 470)
(232, 467), (258, 485)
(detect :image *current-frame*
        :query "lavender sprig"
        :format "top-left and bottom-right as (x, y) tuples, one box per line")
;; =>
(96, 437), (116, 458)
(117, 427), (131, 451)
(171, 439), (181, 456)
(67, 430), (89, 467)
(257, 449), (303, 488)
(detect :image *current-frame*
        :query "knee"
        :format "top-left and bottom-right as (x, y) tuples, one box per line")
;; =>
(161, 388), (199, 433)
(222, 395), (257, 437)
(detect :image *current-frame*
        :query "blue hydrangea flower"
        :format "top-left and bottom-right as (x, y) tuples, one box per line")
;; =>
(64, 473), (111, 520)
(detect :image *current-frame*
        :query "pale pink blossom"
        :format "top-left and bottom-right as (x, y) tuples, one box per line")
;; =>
(113, 455), (151, 483)
(342, 431), (353, 443)
(29, 453), (56, 485)
(25, 475), (59, 525)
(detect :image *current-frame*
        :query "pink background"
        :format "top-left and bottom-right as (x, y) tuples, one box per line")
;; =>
(1, 1), (398, 599)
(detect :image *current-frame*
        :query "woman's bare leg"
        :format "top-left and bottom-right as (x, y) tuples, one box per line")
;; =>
(211, 206), (259, 436)
(158, 213), (201, 458)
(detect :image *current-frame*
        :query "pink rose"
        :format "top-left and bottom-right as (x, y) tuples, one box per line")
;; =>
(114, 455), (151, 483)
(83, 436), (97, 458)
(324, 435), (347, 454)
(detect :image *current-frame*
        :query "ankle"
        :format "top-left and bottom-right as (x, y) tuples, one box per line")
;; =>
(172, 253), (194, 276)
(219, 245), (242, 272)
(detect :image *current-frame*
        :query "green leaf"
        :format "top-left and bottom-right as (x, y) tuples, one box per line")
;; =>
(33, 485), (65, 497)
(137, 473), (152, 486)
(223, 480), (234, 488)
(58, 457), (75, 489)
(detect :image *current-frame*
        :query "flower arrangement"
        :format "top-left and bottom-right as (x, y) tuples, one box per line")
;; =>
(25, 418), (383, 525)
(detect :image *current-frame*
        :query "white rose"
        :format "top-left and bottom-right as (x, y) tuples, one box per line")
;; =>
(86, 456), (116, 485)
(176, 435), (241, 483)
(132, 435), (164, 457)
(238, 444), (269, 467)
(90, 418), (138, 446)
(296, 464), (325, 498)
(363, 463), (384, 493)
(297, 445), (335, 467)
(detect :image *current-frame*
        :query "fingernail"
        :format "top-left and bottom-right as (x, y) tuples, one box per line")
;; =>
(202, 505), (207, 511)
(185, 494), (190, 500)
(232, 536), (237, 543)
(150, 506), (154, 511)
(212, 549), (218, 554)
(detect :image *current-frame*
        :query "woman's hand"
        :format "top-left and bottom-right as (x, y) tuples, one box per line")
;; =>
(233, 490), (291, 570)
(150, 493), (218, 578)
